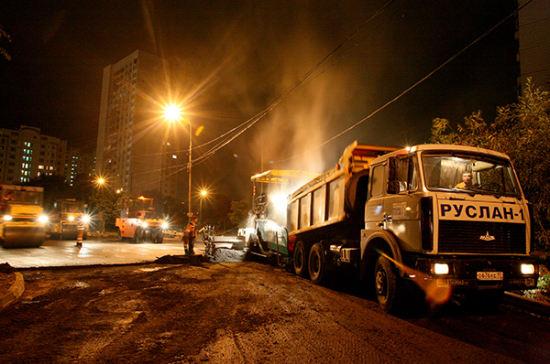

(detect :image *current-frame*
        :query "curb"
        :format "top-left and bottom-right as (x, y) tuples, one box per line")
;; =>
(504, 291), (550, 317)
(0, 272), (25, 311)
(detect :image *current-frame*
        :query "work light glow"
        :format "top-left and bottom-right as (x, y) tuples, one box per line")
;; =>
(271, 193), (287, 213)
(434, 263), (449, 275)
(521, 263), (535, 275)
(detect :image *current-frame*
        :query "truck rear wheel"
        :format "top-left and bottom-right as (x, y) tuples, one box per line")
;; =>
(308, 243), (326, 285)
(153, 231), (163, 244)
(374, 255), (399, 313)
(293, 241), (308, 277)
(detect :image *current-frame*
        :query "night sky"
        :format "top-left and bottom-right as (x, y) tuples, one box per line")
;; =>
(0, 0), (521, 200)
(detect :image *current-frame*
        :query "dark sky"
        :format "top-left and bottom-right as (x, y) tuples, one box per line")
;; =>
(0, 0), (520, 200)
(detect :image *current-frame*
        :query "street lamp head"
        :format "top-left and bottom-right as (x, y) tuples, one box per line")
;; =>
(164, 104), (182, 122)
(201, 190), (208, 197)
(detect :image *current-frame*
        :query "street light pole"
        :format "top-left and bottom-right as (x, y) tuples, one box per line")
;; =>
(200, 190), (207, 223)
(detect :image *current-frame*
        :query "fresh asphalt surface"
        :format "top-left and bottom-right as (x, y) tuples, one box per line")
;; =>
(0, 236), (204, 269)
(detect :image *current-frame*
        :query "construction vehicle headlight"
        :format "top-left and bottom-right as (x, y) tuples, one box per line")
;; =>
(68, 216), (75, 222)
(141, 222), (149, 228)
(161, 222), (169, 229)
(81, 215), (91, 223)
(3, 215), (13, 221)
(434, 263), (449, 275)
(38, 215), (49, 223)
(521, 263), (536, 275)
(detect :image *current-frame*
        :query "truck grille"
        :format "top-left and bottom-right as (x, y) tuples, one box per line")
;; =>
(438, 221), (526, 254)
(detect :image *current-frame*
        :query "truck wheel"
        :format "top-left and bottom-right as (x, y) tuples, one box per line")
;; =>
(154, 231), (164, 244)
(293, 241), (308, 277)
(308, 243), (326, 285)
(117, 228), (124, 241)
(374, 255), (399, 313)
(135, 228), (145, 243)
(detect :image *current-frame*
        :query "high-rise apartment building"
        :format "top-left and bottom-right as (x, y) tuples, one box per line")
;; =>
(0, 125), (67, 184)
(517, 0), (550, 91)
(96, 50), (181, 199)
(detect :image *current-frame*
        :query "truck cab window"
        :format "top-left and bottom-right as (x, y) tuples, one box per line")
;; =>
(396, 157), (417, 192)
(370, 165), (384, 197)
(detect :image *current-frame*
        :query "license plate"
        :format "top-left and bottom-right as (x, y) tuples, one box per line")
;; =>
(477, 271), (503, 280)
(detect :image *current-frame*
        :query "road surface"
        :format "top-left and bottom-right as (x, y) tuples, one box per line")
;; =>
(1, 249), (549, 363)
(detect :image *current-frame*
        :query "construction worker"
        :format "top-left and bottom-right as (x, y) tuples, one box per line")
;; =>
(185, 214), (198, 256)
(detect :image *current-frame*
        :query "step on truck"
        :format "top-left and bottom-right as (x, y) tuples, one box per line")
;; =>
(0, 185), (48, 248)
(115, 197), (169, 243)
(247, 142), (540, 314)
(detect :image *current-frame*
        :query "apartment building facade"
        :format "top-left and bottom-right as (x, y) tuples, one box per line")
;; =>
(517, 0), (550, 91)
(0, 125), (67, 184)
(96, 50), (180, 199)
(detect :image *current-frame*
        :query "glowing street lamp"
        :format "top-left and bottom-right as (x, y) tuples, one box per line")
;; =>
(164, 105), (182, 122)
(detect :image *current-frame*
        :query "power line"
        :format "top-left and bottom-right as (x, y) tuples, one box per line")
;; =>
(271, 0), (534, 164)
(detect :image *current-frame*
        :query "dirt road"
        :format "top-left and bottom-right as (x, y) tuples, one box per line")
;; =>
(0, 252), (547, 363)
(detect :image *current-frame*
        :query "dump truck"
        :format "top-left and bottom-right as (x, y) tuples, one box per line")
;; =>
(247, 142), (540, 313)
(0, 185), (48, 248)
(46, 199), (90, 240)
(115, 197), (169, 243)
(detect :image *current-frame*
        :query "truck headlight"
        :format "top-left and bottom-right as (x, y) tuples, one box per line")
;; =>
(81, 215), (91, 223)
(434, 263), (449, 275)
(68, 216), (75, 222)
(161, 222), (169, 229)
(3, 215), (12, 221)
(141, 222), (149, 228)
(38, 215), (49, 223)
(521, 263), (536, 275)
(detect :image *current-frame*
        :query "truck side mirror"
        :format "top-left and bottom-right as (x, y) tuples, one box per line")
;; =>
(387, 157), (399, 194)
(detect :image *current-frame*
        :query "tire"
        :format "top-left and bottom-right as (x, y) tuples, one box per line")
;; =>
(154, 231), (164, 244)
(135, 228), (145, 243)
(117, 228), (124, 242)
(293, 241), (308, 277)
(308, 243), (326, 285)
(374, 255), (400, 313)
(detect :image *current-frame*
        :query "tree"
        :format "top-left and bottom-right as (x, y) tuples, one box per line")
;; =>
(431, 79), (550, 251)
(89, 188), (129, 233)
(229, 199), (252, 229)
(203, 194), (232, 231)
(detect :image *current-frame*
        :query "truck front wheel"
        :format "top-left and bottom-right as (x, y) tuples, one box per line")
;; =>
(374, 255), (399, 313)
(308, 243), (326, 285)
(293, 241), (308, 277)
(135, 228), (146, 243)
